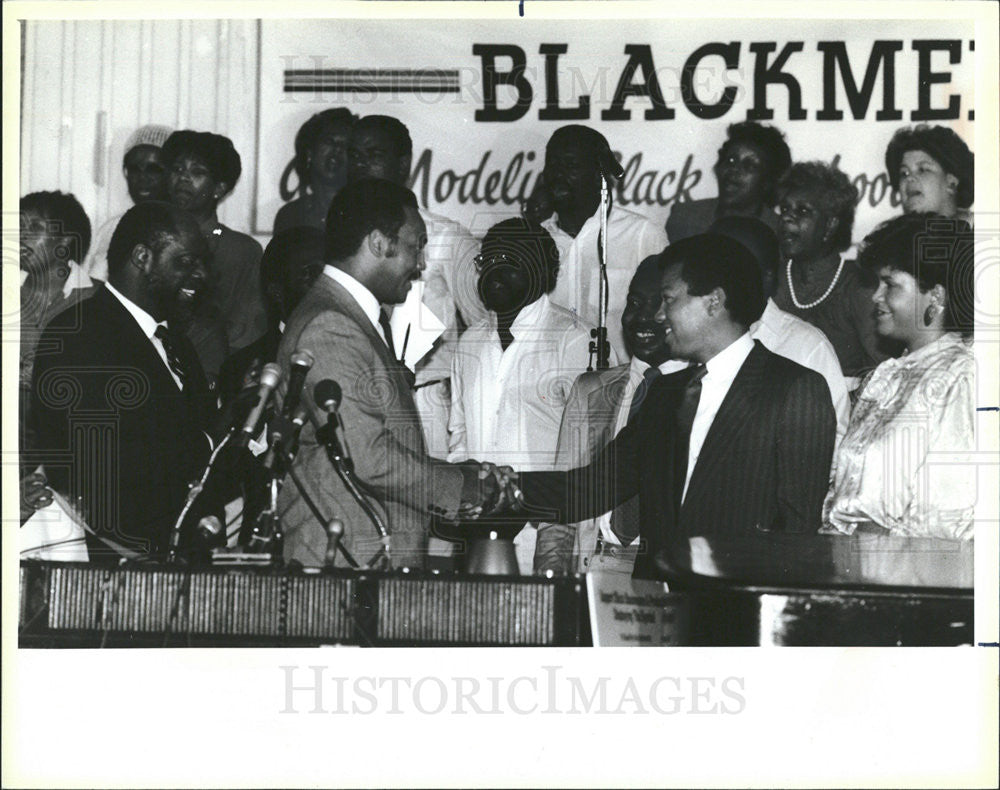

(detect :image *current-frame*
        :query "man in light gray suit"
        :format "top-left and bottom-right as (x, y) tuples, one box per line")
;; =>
(276, 178), (491, 569)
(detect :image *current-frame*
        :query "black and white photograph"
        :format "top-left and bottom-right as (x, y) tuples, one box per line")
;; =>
(3, 0), (998, 786)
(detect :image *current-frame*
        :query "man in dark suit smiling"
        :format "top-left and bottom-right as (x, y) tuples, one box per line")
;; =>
(514, 233), (837, 579)
(31, 202), (216, 562)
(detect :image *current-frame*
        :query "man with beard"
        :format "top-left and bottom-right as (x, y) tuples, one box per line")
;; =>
(347, 114), (485, 459)
(30, 202), (220, 562)
(533, 256), (689, 575)
(666, 121), (791, 244)
(447, 217), (598, 573)
(540, 125), (667, 363)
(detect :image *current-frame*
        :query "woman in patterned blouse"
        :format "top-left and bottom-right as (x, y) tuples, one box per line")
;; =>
(822, 214), (975, 540)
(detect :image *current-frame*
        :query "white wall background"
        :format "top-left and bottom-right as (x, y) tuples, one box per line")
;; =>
(20, 19), (261, 238)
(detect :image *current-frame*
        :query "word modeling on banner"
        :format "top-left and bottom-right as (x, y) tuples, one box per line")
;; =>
(472, 39), (975, 123)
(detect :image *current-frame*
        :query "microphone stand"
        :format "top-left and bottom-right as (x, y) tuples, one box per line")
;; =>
(167, 430), (234, 564)
(316, 417), (390, 569)
(588, 172), (613, 372)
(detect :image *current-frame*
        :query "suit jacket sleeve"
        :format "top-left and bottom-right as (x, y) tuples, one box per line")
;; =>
(520, 410), (641, 525)
(776, 368), (837, 533)
(299, 308), (464, 519)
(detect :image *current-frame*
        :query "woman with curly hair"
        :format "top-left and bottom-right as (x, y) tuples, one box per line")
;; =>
(885, 124), (974, 222)
(822, 214), (975, 539)
(666, 121), (791, 242)
(772, 161), (891, 384)
(274, 108), (357, 233)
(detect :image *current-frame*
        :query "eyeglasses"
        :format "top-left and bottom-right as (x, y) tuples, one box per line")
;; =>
(473, 252), (523, 271)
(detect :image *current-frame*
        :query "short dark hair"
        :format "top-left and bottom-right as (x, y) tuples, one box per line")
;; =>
(718, 122), (792, 204)
(106, 201), (192, 277)
(293, 108), (357, 181)
(353, 115), (413, 157)
(20, 191), (92, 263)
(480, 217), (561, 294)
(162, 130), (242, 188)
(884, 124), (975, 209)
(777, 162), (859, 252)
(324, 178), (419, 261)
(261, 225), (326, 322)
(545, 124), (612, 162)
(659, 233), (766, 328)
(858, 213), (974, 338)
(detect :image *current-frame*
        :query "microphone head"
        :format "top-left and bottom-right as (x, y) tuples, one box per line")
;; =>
(197, 515), (223, 538)
(326, 518), (344, 538)
(291, 349), (315, 369)
(598, 146), (624, 181)
(314, 379), (342, 412)
(259, 363), (282, 389)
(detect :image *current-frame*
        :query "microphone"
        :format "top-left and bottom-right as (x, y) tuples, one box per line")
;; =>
(262, 402), (310, 472)
(281, 349), (314, 419)
(238, 362), (281, 447)
(324, 518), (344, 569)
(197, 515), (223, 542)
(598, 146), (624, 181)
(314, 379), (349, 467)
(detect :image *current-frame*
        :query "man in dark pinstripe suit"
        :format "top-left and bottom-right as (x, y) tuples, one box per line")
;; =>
(514, 234), (837, 580)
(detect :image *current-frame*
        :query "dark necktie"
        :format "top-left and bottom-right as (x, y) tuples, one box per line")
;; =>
(627, 366), (662, 423)
(673, 364), (707, 511)
(155, 325), (188, 388)
(378, 309), (397, 361)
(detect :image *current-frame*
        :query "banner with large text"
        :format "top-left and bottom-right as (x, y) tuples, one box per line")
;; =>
(255, 18), (976, 240)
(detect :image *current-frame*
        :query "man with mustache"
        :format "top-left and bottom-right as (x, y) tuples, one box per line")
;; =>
(513, 234), (837, 579)
(540, 124), (668, 363)
(534, 255), (689, 575)
(30, 202), (220, 562)
(276, 178), (497, 569)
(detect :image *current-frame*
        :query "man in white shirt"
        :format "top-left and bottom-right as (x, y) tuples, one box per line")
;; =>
(515, 234), (837, 579)
(347, 114), (485, 458)
(540, 125), (668, 362)
(535, 255), (688, 575)
(709, 215), (850, 445)
(448, 217), (597, 573)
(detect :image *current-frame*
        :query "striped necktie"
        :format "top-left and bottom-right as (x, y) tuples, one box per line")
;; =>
(154, 325), (188, 388)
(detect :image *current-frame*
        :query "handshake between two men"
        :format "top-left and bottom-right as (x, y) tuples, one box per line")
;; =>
(455, 462), (525, 523)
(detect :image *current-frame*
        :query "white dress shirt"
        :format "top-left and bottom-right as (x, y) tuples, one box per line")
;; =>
(104, 281), (183, 390)
(323, 264), (388, 347)
(683, 333), (755, 503)
(750, 298), (850, 447)
(542, 205), (667, 362)
(596, 356), (690, 546)
(448, 295), (599, 471)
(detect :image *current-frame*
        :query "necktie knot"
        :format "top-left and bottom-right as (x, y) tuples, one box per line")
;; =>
(378, 309), (396, 358)
(627, 365), (662, 423)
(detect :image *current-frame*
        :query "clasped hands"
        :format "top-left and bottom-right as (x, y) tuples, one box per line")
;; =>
(457, 461), (523, 521)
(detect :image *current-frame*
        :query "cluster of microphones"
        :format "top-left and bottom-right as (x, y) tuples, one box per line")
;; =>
(171, 348), (357, 569)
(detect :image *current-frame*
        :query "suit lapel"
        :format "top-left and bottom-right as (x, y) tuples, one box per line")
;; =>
(98, 288), (180, 395)
(681, 343), (767, 514)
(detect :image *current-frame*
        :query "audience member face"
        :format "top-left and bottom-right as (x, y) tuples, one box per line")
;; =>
(308, 120), (352, 189)
(348, 127), (407, 184)
(476, 249), (537, 317)
(20, 208), (73, 318)
(542, 139), (602, 215)
(621, 263), (670, 365)
(871, 265), (937, 348)
(898, 149), (959, 216)
(265, 259), (322, 326)
(370, 206), (426, 304)
(144, 224), (210, 321)
(124, 145), (169, 204)
(656, 262), (714, 362)
(778, 187), (835, 263)
(715, 141), (768, 211)
(169, 152), (226, 220)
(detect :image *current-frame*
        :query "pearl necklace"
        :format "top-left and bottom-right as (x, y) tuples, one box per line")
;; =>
(786, 256), (846, 309)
